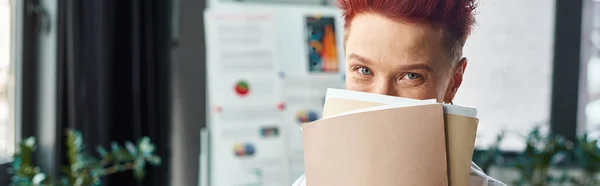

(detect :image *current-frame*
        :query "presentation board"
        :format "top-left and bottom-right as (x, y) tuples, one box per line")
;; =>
(204, 7), (344, 186)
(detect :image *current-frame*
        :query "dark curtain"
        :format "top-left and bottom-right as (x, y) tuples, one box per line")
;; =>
(61, 0), (172, 185)
(550, 0), (583, 141)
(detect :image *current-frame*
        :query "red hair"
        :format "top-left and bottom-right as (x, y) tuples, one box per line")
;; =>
(338, 0), (478, 60)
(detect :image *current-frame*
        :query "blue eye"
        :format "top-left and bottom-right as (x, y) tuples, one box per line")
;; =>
(403, 73), (422, 80)
(357, 67), (372, 75)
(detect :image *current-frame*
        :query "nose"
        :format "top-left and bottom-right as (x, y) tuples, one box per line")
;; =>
(372, 78), (397, 96)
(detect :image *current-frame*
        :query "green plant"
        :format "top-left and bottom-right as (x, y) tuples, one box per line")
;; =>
(472, 131), (505, 174)
(471, 126), (600, 186)
(569, 133), (600, 186)
(511, 126), (570, 186)
(9, 129), (162, 186)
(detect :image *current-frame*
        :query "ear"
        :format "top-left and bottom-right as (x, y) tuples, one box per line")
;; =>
(444, 57), (467, 103)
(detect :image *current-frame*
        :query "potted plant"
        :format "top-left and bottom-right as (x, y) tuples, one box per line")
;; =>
(9, 129), (161, 186)
(569, 133), (600, 185)
(511, 126), (571, 186)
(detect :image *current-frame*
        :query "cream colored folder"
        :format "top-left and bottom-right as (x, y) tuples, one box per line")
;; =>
(302, 89), (479, 186)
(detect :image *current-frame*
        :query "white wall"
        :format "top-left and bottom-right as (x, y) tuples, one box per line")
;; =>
(456, 0), (556, 151)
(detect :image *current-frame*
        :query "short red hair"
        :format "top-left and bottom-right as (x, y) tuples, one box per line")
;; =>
(338, 0), (478, 62)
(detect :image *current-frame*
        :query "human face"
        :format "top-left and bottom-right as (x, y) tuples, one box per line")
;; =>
(344, 13), (467, 103)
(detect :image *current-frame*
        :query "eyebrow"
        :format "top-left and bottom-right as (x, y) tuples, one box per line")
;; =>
(398, 64), (435, 72)
(347, 53), (435, 72)
(348, 53), (373, 66)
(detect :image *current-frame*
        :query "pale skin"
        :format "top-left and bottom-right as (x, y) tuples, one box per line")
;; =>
(345, 13), (468, 103)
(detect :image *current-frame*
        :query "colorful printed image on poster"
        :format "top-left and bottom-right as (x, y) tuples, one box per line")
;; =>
(260, 126), (280, 138)
(296, 109), (320, 124)
(234, 80), (250, 97)
(233, 143), (256, 157)
(305, 16), (339, 73)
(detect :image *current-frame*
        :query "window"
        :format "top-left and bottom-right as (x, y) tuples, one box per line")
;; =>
(585, 1), (600, 134)
(0, 0), (14, 163)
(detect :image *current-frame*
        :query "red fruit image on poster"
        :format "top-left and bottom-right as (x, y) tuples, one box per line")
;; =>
(234, 80), (250, 96)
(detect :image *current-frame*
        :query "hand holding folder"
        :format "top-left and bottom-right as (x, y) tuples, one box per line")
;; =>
(301, 89), (479, 186)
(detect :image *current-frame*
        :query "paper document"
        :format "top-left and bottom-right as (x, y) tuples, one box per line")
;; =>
(302, 88), (479, 186)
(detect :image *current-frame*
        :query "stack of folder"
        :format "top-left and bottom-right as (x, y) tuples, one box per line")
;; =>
(302, 88), (479, 186)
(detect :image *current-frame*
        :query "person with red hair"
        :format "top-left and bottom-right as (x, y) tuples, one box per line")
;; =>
(293, 0), (506, 185)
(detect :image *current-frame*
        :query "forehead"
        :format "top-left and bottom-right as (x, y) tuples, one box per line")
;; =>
(345, 13), (448, 67)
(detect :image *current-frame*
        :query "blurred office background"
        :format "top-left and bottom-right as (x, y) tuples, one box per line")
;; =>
(0, 0), (599, 185)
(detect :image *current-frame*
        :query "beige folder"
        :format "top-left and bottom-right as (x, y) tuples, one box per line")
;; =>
(303, 104), (448, 186)
(302, 90), (479, 186)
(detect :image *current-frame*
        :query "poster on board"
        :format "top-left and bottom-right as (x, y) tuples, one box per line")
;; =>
(306, 16), (339, 73)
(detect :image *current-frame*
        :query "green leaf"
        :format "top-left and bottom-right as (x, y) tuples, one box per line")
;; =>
(138, 137), (155, 156)
(96, 146), (108, 157)
(32, 173), (46, 184)
(133, 167), (145, 181)
(135, 159), (146, 170)
(111, 142), (126, 162)
(24, 137), (36, 148)
(147, 155), (162, 165)
(19, 137), (36, 167)
(125, 141), (138, 157)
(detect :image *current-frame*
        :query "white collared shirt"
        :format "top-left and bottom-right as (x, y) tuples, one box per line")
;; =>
(292, 162), (506, 186)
